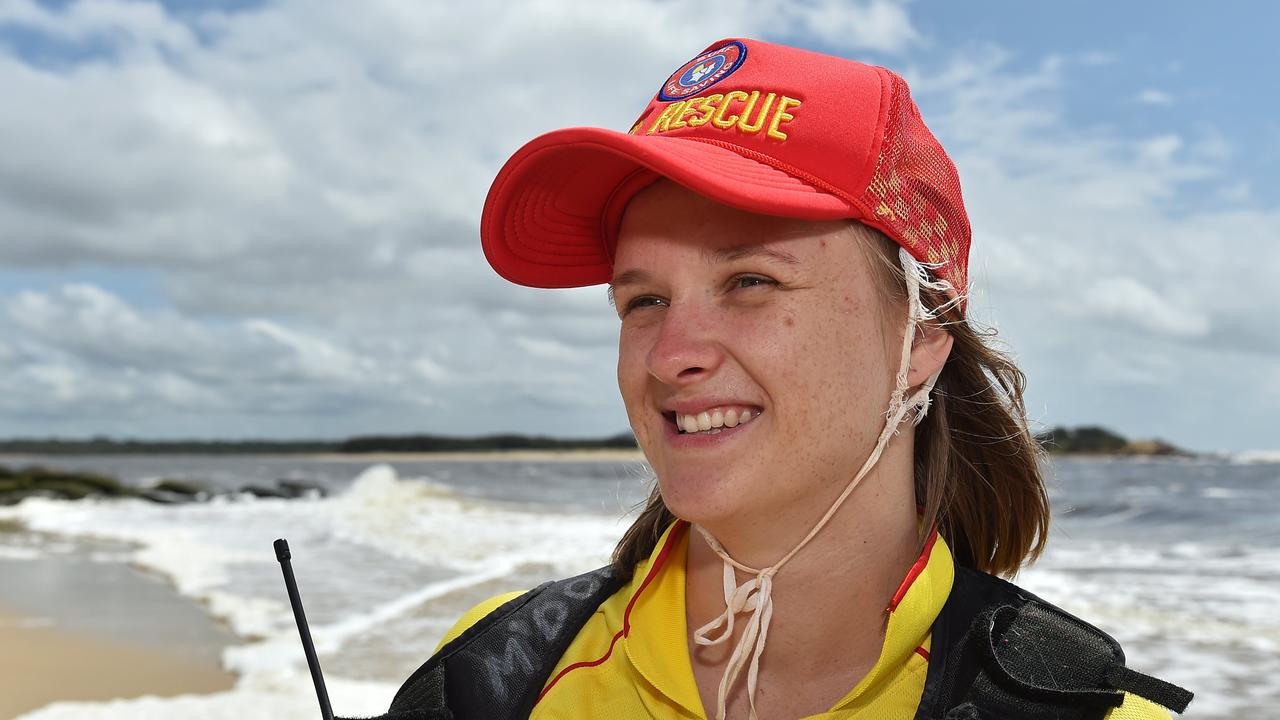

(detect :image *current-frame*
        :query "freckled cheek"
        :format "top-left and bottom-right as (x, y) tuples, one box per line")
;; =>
(616, 331), (656, 426)
(727, 315), (814, 424)
(774, 313), (875, 429)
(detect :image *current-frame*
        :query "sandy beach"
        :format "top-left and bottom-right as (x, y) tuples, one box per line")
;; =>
(0, 543), (236, 719)
(0, 605), (236, 719)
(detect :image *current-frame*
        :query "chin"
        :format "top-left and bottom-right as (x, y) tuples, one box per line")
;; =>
(652, 464), (745, 528)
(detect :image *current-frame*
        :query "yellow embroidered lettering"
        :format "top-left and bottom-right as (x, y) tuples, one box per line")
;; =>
(643, 90), (800, 139)
(670, 100), (700, 130)
(712, 91), (749, 129)
(647, 102), (686, 134)
(687, 94), (723, 128)
(766, 96), (801, 140)
(737, 92), (777, 134)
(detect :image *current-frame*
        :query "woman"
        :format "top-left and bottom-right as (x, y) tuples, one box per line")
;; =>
(370, 38), (1192, 720)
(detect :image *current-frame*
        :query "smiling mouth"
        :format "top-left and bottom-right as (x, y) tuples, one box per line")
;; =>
(664, 407), (762, 435)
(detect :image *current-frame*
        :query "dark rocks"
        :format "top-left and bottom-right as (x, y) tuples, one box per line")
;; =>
(276, 479), (326, 498)
(239, 485), (291, 499)
(136, 489), (193, 504)
(0, 467), (131, 504)
(150, 479), (205, 496)
(0, 466), (326, 505)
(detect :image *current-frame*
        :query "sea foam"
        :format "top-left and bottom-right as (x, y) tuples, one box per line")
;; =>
(3, 463), (624, 719)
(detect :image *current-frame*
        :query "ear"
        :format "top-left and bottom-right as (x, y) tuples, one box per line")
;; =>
(906, 322), (954, 388)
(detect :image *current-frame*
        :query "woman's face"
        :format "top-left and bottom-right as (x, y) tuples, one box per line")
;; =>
(612, 180), (903, 529)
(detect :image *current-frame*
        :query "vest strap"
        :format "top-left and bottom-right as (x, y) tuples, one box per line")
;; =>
(1104, 664), (1194, 714)
(354, 559), (1192, 719)
(913, 563), (1193, 719)
(377, 566), (622, 720)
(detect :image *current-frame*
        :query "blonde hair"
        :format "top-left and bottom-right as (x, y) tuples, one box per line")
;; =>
(611, 225), (1050, 579)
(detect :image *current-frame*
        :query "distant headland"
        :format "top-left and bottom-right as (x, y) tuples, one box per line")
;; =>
(0, 432), (640, 455)
(1033, 425), (1192, 457)
(0, 425), (1190, 457)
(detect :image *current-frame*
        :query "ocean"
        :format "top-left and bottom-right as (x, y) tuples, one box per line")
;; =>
(0, 454), (1276, 719)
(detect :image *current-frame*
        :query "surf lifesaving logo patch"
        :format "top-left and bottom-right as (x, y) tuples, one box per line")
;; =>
(659, 41), (746, 101)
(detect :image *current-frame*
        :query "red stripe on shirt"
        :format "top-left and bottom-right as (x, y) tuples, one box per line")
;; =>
(535, 520), (688, 705)
(889, 526), (939, 612)
(914, 646), (930, 662)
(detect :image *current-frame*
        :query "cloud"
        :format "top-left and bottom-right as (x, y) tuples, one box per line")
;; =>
(514, 335), (591, 363)
(1070, 276), (1209, 339)
(0, 0), (198, 54)
(1136, 133), (1183, 164)
(1217, 180), (1251, 203)
(763, 0), (920, 53)
(1266, 367), (1280, 400)
(0, 0), (920, 297)
(1079, 347), (1178, 387)
(0, 0), (923, 437)
(908, 46), (1277, 450)
(1136, 88), (1174, 105)
(0, 1), (1272, 450)
(0, 281), (618, 434)
(2, 283), (424, 419)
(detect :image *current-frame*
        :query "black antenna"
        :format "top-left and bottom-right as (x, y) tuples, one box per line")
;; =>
(274, 538), (335, 720)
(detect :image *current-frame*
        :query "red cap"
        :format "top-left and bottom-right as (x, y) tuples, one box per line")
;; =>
(481, 37), (970, 306)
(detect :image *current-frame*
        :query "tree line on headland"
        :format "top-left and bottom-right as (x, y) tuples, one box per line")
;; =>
(0, 425), (1187, 456)
(0, 432), (642, 455)
(1033, 425), (1190, 457)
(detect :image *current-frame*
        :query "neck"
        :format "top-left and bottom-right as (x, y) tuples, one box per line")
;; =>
(690, 426), (920, 572)
(684, 430), (922, 694)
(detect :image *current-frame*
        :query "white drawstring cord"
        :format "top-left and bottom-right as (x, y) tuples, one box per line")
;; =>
(693, 247), (959, 720)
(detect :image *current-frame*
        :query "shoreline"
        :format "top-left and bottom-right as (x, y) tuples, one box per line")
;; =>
(0, 448), (649, 464)
(0, 537), (238, 719)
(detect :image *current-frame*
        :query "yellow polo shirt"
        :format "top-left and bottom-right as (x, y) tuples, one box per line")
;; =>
(437, 521), (1172, 719)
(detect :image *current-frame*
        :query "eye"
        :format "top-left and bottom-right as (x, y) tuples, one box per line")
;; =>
(621, 295), (666, 316)
(731, 274), (777, 290)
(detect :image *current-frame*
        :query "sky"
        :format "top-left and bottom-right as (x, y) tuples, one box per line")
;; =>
(0, 0), (1275, 453)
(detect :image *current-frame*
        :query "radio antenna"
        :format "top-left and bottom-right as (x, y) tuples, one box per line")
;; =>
(274, 538), (335, 720)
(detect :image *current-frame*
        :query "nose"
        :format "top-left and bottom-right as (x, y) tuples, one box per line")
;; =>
(645, 300), (725, 386)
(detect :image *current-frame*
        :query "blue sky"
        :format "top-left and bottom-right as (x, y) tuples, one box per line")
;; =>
(920, 2), (1279, 204)
(0, 0), (1275, 453)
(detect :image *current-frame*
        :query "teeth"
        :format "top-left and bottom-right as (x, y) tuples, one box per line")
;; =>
(676, 407), (759, 434)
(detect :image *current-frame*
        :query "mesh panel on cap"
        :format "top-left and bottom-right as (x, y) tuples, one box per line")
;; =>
(864, 73), (971, 300)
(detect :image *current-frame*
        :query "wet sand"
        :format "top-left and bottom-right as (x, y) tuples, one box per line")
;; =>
(0, 548), (236, 719)
(0, 606), (236, 719)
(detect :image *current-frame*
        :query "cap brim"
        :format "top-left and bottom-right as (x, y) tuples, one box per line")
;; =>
(481, 127), (861, 288)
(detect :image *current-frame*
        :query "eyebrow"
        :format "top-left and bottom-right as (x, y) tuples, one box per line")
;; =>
(608, 245), (801, 291)
(706, 245), (801, 266)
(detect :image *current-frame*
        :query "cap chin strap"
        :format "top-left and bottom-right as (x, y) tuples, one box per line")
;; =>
(692, 247), (960, 720)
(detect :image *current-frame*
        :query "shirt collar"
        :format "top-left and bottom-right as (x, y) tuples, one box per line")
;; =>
(831, 525), (953, 708)
(623, 520), (955, 716)
(623, 520), (704, 716)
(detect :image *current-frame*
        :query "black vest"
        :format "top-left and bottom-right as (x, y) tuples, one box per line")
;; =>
(346, 561), (1192, 720)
